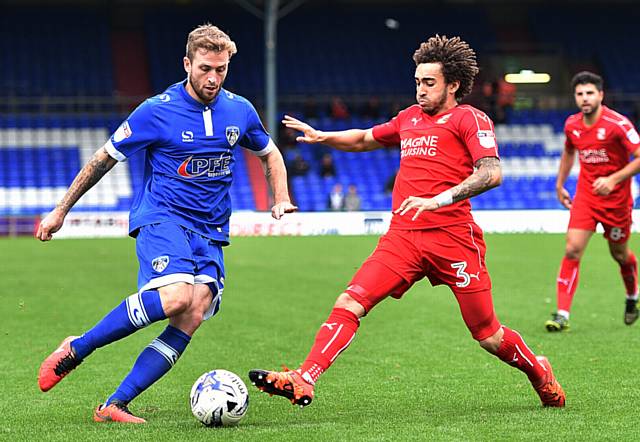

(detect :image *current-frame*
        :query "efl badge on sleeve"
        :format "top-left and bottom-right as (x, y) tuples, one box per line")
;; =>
(113, 121), (132, 143)
(225, 126), (240, 146)
(152, 255), (170, 273)
(477, 130), (496, 148)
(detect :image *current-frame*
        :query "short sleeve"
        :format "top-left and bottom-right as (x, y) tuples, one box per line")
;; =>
(458, 108), (499, 162)
(617, 118), (640, 154)
(105, 100), (158, 161)
(563, 121), (576, 152)
(240, 102), (271, 156)
(372, 116), (401, 147)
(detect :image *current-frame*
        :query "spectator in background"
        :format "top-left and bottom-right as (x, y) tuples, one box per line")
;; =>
(289, 152), (310, 177)
(361, 97), (381, 120)
(384, 171), (397, 194)
(303, 96), (319, 120)
(320, 153), (336, 177)
(345, 184), (362, 211)
(278, 125), (299, 152)
(328, 183), (345, 211)
(329, 97), (350, 120)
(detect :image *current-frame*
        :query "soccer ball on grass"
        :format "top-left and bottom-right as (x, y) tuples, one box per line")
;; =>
(190, 369), (249, 427)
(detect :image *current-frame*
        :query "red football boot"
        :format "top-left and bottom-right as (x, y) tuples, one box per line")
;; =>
(38, 336), (81, 392)
(533, 356), (566, 407)
(249, 367), (314, 407)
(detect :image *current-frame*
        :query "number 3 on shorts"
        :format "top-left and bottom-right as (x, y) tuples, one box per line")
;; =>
(451, 261), (471, 288)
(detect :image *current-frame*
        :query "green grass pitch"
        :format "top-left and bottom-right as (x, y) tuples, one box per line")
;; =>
(2, 233), (640, 441)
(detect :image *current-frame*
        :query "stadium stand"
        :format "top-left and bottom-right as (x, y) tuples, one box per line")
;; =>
(1, 3), (638, 222)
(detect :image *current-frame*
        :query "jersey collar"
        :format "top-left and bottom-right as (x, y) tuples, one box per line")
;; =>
(179, 79), (223, 109)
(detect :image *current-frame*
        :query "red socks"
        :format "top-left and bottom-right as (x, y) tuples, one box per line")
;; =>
(496, 326), (546, 384)
(557, 257), (580, 313)
(300, 308), (360, 384)
(620, 252), (638, 297)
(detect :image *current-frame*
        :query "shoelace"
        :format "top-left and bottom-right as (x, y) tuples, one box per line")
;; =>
(110, 400), (134, 416)
(53, 352), (81, 376)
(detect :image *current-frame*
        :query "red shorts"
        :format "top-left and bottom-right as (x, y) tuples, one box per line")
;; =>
(568, 197), (632, 243)
(345, 223), (500, 341)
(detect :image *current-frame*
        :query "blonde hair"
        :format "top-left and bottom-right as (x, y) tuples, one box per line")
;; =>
(186, 23), (237, 60)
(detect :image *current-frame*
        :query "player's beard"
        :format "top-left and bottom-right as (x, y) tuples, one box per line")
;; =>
(581, 101), (600, 116)
(418, 88), (448, 116)
(189, 74), (222, 104)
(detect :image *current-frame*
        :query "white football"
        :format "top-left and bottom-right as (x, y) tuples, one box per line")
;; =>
(190, 369), (249, 427)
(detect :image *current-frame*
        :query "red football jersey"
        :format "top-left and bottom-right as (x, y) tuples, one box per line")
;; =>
(372, 104), (499, 230)
(564, 105), (640, 209)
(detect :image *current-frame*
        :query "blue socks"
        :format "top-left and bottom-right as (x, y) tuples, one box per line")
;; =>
(71, 290), (166, 361)
(107, 325), (191, 405)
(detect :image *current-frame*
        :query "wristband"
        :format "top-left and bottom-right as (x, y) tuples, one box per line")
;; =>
(434, 190), (453, 208)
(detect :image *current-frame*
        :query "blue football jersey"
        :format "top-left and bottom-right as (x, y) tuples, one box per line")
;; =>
(106, 81), (272, 244)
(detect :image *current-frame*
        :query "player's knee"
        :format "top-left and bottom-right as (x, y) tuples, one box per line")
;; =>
(334, 292), (366, 318)
(159, 282), (194, 316)
(478, 328), (502, 354)
(609, 248), (628, 264)
(565, 243), (583, 260)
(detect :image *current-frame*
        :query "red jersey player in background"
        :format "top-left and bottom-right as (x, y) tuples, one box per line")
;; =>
(546, 71), (640, 332)
(250, 35), (565, 409)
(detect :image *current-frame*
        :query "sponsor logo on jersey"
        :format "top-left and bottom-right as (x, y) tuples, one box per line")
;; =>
(152, 255), (169, 273)
(400, 135), (438, 158)
(627, 128), (640, 144)
(177, 153), (232, 178)
(226, 126), (240, 146)
(597, 127), (606, 140)
(436, 114), (451, 124)
(181, 130), (194, 143)
(112, 121), (132, 143)
(579, 148), (610, 164)
(477, 130), (496, 148)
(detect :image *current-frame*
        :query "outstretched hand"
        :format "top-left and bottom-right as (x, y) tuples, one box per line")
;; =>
(271, 201), (298, 220)
(282, 115), (323, 144)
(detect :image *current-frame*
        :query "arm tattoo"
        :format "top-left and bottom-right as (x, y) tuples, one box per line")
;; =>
(264, 164), (273, 181)
(450, 157), (501, 203)
(57, 147), (116, 213)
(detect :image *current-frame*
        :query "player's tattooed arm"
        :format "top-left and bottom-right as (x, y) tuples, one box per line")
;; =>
(260, 148), (298, 219)
(450, 157), (502, 203)
(56, 146), (117, 214)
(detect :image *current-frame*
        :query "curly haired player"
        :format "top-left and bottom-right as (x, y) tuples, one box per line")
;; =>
(250, 35), (565, 409)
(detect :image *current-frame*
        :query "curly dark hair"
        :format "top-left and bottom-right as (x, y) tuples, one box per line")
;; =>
(413, 35), (479, 101)
(571, 71), (603, 91)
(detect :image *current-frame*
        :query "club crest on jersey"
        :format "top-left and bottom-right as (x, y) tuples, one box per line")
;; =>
(226, 126), (240, 146)
(597, 127), (606, 140)
(151, 256), (169, 273)
(113, 121), (132, 143)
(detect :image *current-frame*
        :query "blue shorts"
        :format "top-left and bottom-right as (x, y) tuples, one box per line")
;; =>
(136, 222), (224, 320)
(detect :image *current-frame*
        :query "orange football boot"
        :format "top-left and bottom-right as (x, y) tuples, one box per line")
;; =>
(249, 367), (314, 407)
(38, 336), (81, 392)
(533, 356), (566, 407)
(93, 401), (146, 424)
